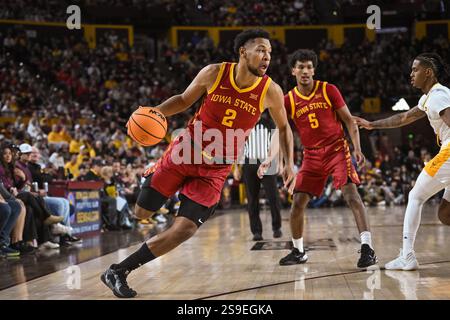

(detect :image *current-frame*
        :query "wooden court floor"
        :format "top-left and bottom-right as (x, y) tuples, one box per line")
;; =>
(1, 203), (450, 300)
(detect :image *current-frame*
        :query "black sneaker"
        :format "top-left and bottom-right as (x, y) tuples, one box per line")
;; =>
(14, 241), (36, 254)
(252, 233), (263, 241)
(62, 234), (83, 244)
(101, 264), (137, 298)
(0, 245), (20, 257)
(279, 248), (308, 266)
(357, 244), (378, 268)
(273, 229), (282, 238)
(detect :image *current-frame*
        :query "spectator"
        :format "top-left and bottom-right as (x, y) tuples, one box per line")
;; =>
(0, 193), (21, 257)
(0, 182), (35, 254)
(27, 146), (82, 245)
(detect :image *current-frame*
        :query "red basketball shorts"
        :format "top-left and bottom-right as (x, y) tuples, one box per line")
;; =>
(295, 138), (360, 197)
(143, 138), (232, 208)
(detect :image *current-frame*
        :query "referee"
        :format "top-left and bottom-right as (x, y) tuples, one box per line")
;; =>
(234, 112), (282, 241)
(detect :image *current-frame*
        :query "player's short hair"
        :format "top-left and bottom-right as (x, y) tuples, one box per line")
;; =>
(288, 49), (318, 69)
(234, 28), (270, 55)
(416, 52), (449, 81)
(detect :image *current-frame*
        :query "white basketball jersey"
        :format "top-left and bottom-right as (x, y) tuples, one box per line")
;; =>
(418, 83), (450, 146)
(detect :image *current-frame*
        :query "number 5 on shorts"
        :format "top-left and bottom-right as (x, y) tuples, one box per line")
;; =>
(308, 113), (319, 129)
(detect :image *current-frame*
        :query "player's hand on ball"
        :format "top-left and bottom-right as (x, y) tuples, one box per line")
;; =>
(353, 116), (374, 130)
(282, 165), (296, 195)
(354, 150), (365, 167)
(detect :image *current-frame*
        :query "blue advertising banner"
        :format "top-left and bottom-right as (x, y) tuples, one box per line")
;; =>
(68, 190), (101, 235)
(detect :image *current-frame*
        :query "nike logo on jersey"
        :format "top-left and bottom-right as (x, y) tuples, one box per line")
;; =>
(220, 85), (230, 90)
(198, 218), (204, 224)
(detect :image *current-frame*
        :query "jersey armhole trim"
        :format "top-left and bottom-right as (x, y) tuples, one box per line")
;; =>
(259, 78), (272, 113)
(288, 91), (295, 119)
(207, 63), (226, 95)
(323, 82), (332, 107)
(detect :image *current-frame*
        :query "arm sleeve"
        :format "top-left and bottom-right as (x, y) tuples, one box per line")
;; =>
(326, 83), (346, 110)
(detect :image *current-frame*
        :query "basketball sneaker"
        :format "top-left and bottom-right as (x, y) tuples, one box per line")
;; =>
(101, 264), (137, 298)
(279, 248), (308, 266)
(273, 229), (282, 238)
(357, 244), (378, 268)
(385, 249), (419, 271)
(252, 233), (263, 241)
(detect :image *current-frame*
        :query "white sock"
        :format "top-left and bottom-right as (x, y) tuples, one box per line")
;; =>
(360, 231), (372, 249)
(292, 238), (303, 252)
(402, 233), (415, 257)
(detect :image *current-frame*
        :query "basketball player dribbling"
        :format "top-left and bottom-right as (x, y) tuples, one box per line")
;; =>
(101, 29), (296, 298)
(262, 49), (378, 268)
(354, 53), (450, 270)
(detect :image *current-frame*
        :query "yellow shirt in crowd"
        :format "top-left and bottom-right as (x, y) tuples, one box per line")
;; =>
(64, 161), (80, 178)
(47, 131), (64, 143)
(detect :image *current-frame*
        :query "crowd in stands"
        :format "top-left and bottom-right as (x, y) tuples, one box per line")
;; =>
(1, 15), (450, 258)
(0, 0), (317, 25)
(1, 0), (445, 26)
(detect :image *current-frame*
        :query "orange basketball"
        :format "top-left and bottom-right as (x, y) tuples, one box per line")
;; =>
(127, 106), (167, 146)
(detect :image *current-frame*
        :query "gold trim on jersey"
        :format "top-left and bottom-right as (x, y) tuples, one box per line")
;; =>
(294, 81), (321, 101)
(207, 63), (226, 95)
(288, 91), (295, 119)
(424, 142), (450, 177)
(229, 63), (263, 93)
(322, 82), (332, 106)
(259, 78), (272, 113)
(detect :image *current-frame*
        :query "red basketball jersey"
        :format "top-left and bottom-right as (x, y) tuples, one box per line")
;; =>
(187, 62), (272, 161)
(284, 80), (346, 148)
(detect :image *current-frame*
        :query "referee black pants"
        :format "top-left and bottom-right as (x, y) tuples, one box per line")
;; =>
(242, 163), (281, 236)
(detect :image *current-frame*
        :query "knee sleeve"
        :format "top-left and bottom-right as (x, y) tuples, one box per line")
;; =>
(136, 175), (168, 212)
(409, 170), (446, 203)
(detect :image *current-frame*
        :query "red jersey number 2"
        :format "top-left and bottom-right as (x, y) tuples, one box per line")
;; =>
(222, 109), (237, 128)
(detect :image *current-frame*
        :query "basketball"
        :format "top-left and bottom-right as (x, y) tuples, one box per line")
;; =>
(127, 106), (167, 146)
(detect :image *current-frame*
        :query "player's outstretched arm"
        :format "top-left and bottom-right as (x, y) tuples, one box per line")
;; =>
(353, 106), (426, 130)
(155, 64), (221, 117)
(264, 81), (295, 193)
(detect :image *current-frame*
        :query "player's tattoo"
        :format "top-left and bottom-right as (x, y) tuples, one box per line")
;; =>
(371, 106), (426, 129)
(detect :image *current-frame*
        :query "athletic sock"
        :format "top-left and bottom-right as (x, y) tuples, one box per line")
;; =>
(402, 232), (415, 257)
(292, 237), (304, 252)
(114, 243), (156, 272)
(360, 231), (372, 249)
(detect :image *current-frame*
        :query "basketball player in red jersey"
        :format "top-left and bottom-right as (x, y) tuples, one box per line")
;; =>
(101, 29), (296, 298)
(275, 49), (377, 268)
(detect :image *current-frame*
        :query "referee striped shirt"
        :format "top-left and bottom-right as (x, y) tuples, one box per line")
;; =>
(243, 116), (274, 163)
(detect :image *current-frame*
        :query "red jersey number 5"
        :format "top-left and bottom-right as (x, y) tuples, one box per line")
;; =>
(308, 113), (319, 129)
